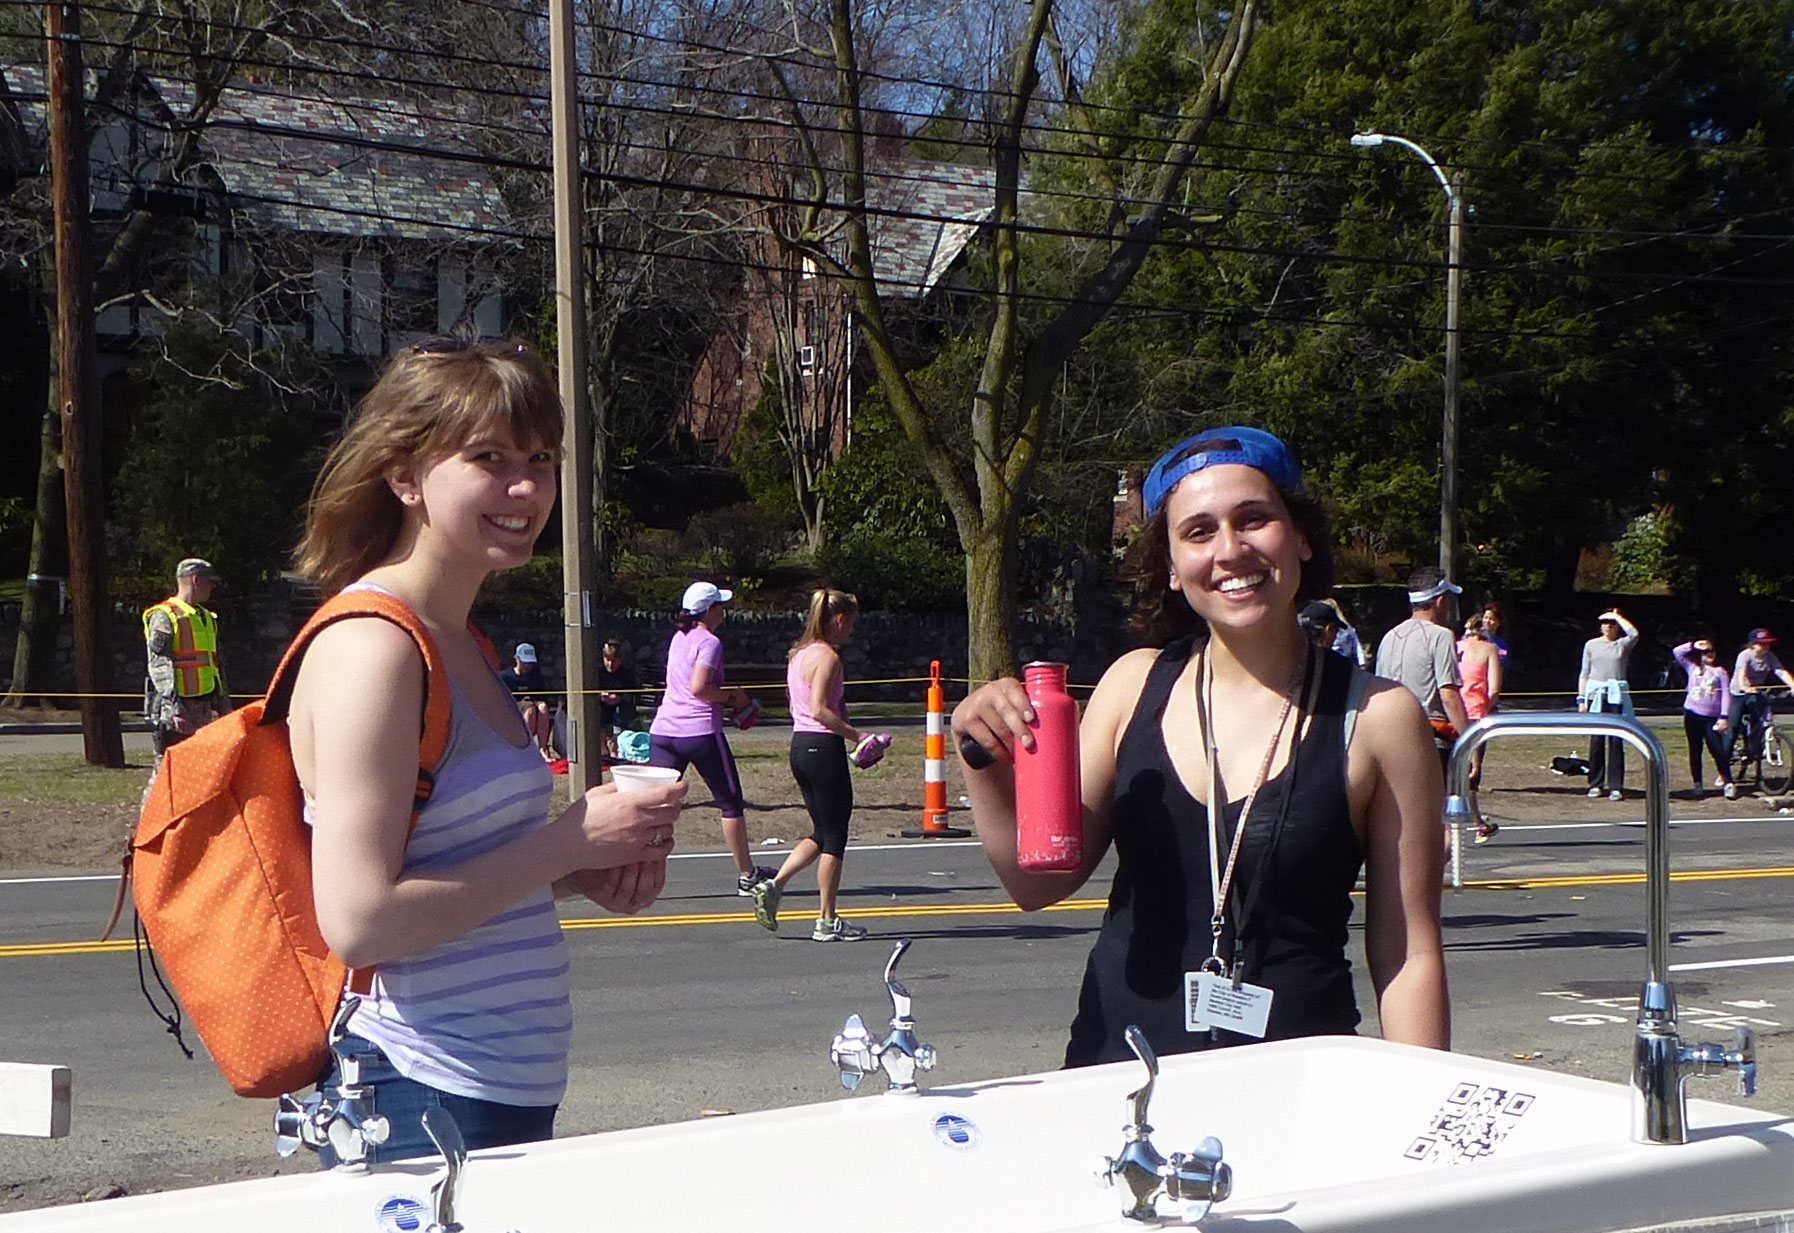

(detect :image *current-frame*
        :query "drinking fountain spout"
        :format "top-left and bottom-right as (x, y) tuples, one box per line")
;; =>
(1097, 1026), (1231, 1222)
(273, 996), (390, 1166)
(829, 939), (937, 1093)
(1449, 712), (1758, 1144)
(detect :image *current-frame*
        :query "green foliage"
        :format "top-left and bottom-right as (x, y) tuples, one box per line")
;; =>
(111, 323), (324, 584)
(1055, 0), (1794, 599)
(1609, 511), (1685, 593)
(683, 502), (798, 577)
(816, 390), (956, 546)
(816, 535), (965, 613)
(732, 366), (801, 520)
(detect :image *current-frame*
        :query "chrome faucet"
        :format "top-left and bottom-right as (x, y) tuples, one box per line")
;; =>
(1098, 1025), (1231, 1222)
(829, 939), (937, 1093)
(1450, 712), (1759, 1144)
(273, 996), (390, 1166)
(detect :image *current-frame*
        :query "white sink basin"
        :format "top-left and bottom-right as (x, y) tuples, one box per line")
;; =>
(8, 1036), (1793, 1232)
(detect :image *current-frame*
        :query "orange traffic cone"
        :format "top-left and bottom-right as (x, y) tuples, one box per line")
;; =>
(902, 659), (970, 839)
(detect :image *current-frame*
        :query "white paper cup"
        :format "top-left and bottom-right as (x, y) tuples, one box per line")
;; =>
(609, 764), (682, 793)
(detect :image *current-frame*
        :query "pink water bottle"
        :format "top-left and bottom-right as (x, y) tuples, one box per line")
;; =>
(1014, 661), (1082, 872)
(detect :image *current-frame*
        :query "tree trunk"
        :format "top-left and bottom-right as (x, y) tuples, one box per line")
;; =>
(6, 393), (68, 708)
(965, 515), (1017, 683)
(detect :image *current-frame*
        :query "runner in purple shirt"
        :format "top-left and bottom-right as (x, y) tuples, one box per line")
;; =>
(648, 581), (776, 896)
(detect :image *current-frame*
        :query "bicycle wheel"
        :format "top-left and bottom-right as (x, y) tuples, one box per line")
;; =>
(1763, 731), (1793, 795)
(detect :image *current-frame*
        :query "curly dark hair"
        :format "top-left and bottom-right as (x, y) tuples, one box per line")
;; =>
(1123, 480), (1335, 648)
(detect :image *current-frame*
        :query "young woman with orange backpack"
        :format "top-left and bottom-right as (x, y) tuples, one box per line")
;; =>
(284, 338), (685, 1163)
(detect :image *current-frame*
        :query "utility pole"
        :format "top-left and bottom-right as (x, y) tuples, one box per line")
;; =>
(549, 0), (602, 795)
(1350, 132), (1466, 581)
(1440, 172), (1465, 582)
(46, 0), (123, 767)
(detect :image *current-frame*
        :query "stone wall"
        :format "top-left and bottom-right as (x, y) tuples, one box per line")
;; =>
(8, 581), (1794, 713)
(0, 584), (1128, 710)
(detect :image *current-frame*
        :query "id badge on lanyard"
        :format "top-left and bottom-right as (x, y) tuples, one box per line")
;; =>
(1182, 646), (1314, 1040)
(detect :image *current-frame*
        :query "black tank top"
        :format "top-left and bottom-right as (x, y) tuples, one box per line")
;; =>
(1064, 638), (1365, 1068)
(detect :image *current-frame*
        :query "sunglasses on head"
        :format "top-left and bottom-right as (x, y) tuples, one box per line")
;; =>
(410, 334), (527, 356)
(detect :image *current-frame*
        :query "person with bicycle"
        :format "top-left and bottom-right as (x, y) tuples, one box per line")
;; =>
(1725, 628), (1794, 775)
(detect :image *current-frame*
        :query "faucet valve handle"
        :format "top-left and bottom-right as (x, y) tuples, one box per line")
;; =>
(914, 1041), (937, 1073)
(1164, 1136), (1232, 1221)
(1735, 1025), (1759, 1097)
(830, 1013), (877, 1091)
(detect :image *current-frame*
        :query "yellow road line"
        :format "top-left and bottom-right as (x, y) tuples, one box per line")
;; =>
(8, 866), (1794, 959)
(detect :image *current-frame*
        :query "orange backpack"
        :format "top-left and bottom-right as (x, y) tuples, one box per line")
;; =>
(129, 590), (453, 1098)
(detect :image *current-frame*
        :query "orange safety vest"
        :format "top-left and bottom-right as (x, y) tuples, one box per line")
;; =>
(143, 598), (221, 698)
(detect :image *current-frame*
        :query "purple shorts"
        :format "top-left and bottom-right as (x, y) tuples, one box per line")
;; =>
(648, 730), (745, 816)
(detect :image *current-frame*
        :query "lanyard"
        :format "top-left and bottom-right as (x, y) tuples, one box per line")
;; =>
(1197, 643), (1316, 979)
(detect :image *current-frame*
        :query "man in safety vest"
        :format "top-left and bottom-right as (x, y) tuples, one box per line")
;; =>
(143, 557), (231, 761)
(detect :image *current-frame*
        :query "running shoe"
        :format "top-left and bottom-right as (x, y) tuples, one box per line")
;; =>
(1724, 782), (1738, 800)
(751, 880), (781, 932)
(736, 866), (778, 896)
(1587, 787), (1602, 798)
(1609, 789), (1624, 801)
(1473, 821), (1499, 845)
(811, 916), (868, 942)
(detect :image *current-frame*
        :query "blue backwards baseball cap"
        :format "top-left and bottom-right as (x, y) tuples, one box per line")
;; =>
(1142, 426), (1305, 517)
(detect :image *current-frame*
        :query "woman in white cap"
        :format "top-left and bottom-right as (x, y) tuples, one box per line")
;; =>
(649, 581), (774, 895)
(952, 426), (1448, 1067)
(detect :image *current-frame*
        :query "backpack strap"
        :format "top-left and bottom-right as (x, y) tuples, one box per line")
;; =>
(262, 591), (456, 998)
(262, 589), (454, 817)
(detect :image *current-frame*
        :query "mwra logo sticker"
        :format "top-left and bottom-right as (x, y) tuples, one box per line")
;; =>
(375, 1191), (525, 1233)
(375, 1195), (429, 1233)
(931, 1111), (982, 1151)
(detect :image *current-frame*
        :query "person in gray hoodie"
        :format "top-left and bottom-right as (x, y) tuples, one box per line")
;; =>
(1578, 609), (1639, 800)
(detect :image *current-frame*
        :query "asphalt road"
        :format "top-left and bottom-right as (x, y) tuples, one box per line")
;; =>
(6, 810), (1794, 1215)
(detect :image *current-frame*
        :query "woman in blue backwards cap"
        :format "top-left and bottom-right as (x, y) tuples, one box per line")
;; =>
(952, 427), (1449, 1066)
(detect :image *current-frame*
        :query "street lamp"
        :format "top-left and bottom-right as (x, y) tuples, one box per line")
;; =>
(1351, 131), (1466, 581)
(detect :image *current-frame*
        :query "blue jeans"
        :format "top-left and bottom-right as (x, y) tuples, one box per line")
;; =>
(315, 1034), (557, 1168)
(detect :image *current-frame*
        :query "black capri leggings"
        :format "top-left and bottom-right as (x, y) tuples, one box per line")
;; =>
(790, 732), (853, 857)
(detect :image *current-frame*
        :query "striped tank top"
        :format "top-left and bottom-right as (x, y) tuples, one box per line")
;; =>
(328, 631), (568, 1106)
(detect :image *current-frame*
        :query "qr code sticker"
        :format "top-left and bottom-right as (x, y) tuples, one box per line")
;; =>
(1403, 1081), (1535, 1165)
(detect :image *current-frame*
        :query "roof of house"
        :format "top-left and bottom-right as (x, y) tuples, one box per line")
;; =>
(2, 64), (510, 243)
(862, 158), (994, 299)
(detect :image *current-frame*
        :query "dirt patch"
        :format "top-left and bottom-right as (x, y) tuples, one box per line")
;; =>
(0, 718), (1780, 878)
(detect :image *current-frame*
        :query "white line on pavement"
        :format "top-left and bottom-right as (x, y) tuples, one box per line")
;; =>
(1670, 954), (1794, 972)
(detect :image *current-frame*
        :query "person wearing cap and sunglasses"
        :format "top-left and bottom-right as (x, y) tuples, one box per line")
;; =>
(1374, 567), (1476, 802)
(649, 581), (775, 896)
(1673, 638), (1734, 799)
(143, 557), (233, 765)
(952, 426), (1449, 1068)
(1724, 628), (1794, 774)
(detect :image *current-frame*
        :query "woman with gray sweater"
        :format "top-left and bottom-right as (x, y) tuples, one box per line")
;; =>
(1578, 609), (1639, 799)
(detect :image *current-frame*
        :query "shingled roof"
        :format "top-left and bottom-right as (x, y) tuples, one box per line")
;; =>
(2, 64), (510, 244)
(860, 158), (994, 300)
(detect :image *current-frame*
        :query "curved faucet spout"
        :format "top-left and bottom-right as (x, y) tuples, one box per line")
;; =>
(884, 938), (913, 1022)
(1123, 1025), (1159, 1132)
(1451, 713), (1669, 986)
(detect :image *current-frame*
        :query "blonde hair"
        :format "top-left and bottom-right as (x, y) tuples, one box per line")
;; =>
(1463, 613), (1485, 637)
(293, 340), (562, 595)
(789, 588), (859, 659)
